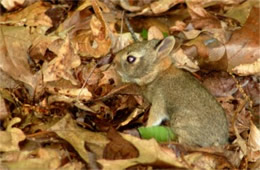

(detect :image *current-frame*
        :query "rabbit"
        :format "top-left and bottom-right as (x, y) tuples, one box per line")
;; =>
(114, 36), (229, 147)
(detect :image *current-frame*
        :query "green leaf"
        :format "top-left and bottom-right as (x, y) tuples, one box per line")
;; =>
(138, 126), (176, 142)
(141, 29), (148, 40)
(163, 32), (169, 38)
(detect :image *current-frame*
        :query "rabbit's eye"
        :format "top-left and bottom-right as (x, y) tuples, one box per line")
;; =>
(126, 55), (136, 63)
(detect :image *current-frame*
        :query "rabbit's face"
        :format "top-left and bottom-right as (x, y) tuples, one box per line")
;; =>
(115, 40), (160, 85)
(115, 37), (176, 86)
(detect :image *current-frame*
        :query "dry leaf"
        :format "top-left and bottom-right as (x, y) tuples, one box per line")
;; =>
(119, 108), (144, 127)
(46, 85), (92, 101)
(0, 26), (41, 95)
(77, 0), (112, 58)
(171, 48), (200, 72)
(150, 0), (184, 14)
(0, 117), (26, 152)
(0, 95), (9, 120)
(49, 114), (109, 163)
(232, 58), (260, 76)
(98, 134), (186, 169)
(226, 7), (260, 71)
(148, 26), (164, 40)
(112, 33), (142, 53)
(248, 121), (260, 162)
(41, 37), (81, 85)
(0, 1), (52, 28)
(1, 148), (63, 170)
(1, 0), (24, 11)
(0, 69), (18, 89)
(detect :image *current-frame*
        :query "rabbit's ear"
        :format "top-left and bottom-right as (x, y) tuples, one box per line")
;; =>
(155, 36), (175, 59)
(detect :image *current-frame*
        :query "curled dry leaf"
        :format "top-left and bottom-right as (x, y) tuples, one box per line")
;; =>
(78, 16), (111, 58)
(77, 0), (111, 58)
(0, 117), (26, 152)
(232, 58), (260, 76)
(119, 108), (145, 127)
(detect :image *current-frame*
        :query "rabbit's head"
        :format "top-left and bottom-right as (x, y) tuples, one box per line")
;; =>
(115, 36), (175, 85)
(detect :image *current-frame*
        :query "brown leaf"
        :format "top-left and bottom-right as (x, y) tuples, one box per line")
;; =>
(0, 95), (9, 120)
(0, 26), (41, 95)
(98, 134), (186, 169)
(226, 7), (260, 71)
(78, 15), (111, 58)
(0, 68), (18, 88)
(41, 37), (81, 85)
(0, 1), (52, 28)
(103, 128), (138, 160)
(49, 114), (109, 163)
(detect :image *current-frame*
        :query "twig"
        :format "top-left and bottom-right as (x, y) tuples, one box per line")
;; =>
(124, 16), (138, 42)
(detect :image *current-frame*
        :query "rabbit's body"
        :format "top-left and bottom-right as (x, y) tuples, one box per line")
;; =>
(115, 37), (229, 146)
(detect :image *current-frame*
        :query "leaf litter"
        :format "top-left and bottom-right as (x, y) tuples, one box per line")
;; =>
(0, 0), (259, 169)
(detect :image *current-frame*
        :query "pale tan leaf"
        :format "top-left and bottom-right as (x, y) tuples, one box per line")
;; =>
(248, 121), (260, 162)
(1, 148), (63, 170)
(1, 0), (24, 11)
(0, 117), (26, 152)
(232, 58), (260, 76)
(148, 26), (164, 41)
(46, 85), (92, 101)
(150, 0), (183, 14)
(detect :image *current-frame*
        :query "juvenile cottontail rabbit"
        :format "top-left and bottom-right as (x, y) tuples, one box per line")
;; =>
(115, 36), (229, 146)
